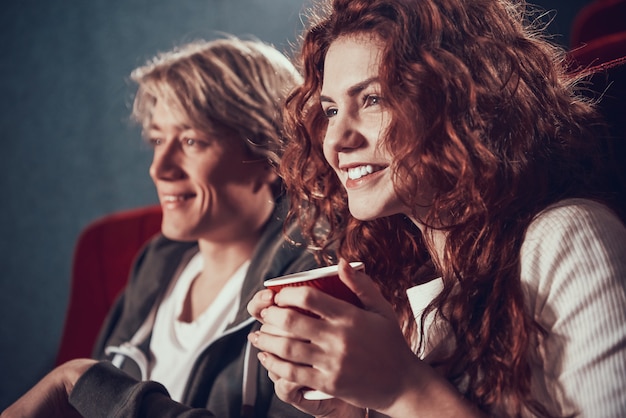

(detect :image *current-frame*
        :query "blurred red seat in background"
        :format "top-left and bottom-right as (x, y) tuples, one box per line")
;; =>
(570, 0), (626, 52)
(567, 0), (626, 222)
(569, 0), (626, 69)
(55, 205), (162, 365)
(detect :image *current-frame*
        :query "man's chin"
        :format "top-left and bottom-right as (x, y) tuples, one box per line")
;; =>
(160, 223), (197, 242)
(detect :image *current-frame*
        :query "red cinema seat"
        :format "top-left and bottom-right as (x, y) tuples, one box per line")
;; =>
(55, 205), (162, 365)
(568, 0), (626, 222)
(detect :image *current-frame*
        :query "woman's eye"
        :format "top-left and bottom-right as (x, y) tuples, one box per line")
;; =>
(323, 107), (338, 119)
(183, 138), (196, 146)
(364, 94), (380, 107)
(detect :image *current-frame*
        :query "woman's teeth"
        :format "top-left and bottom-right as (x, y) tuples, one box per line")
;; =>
(347, 165), (374, 180)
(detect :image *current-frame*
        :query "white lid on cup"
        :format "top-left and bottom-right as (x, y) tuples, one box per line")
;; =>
(264, 261), (364, 287)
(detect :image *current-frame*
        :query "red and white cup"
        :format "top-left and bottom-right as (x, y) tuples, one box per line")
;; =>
(264, 261), (364, 400)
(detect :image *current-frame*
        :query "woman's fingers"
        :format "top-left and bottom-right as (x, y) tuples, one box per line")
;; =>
(246, 289), (275, 321)
(249, 330), (323, 368)
(257, 302), (324, 339)
(336, 259), (396, 319)
(271, 285), (362, 323)
(246, 262), (421, 411)
(266, 369), (360, 417)
(266, 261), (396, 323)
(248, 260), (396, 331)
(249, 329), (344, 396)
(256, 348), (320, 389)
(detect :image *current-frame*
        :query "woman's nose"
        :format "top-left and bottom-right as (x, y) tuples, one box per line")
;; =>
(324, 112), (365, 152)
(149, 140), (184, 181)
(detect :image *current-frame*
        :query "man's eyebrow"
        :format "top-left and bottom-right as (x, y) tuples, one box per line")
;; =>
(320, 77), (380, 103)
(147, 122), (191, 131)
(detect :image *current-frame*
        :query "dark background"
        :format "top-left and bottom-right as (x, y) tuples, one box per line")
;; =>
(0, 0), (591, 409)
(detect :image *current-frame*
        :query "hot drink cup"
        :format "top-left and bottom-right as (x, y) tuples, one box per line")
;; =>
(264, 261), (364, 400)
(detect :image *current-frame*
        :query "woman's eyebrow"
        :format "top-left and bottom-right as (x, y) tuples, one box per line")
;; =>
(320, 76), (380, 103)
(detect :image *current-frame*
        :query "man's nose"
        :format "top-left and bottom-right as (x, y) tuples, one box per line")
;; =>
(149, 140), (184, 181)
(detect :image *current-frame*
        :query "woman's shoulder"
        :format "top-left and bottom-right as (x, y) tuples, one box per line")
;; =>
(525, 198), (625, 246)
(519, 207), (626, 418)
(521, 198), (626, 315)
(522, 198), (626, 267)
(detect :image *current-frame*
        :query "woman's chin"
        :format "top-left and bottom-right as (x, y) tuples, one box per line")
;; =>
(347, 205), (383, 222)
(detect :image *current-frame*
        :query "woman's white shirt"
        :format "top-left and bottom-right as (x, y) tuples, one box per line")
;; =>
(407, 199), (626, 417)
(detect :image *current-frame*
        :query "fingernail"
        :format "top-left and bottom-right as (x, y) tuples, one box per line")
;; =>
(262, 290), (274, 301)
(258, 352), (267, 363)
(247, 332), (259, 345)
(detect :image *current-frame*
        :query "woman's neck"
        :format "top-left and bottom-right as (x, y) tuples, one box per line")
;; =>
(409, 216), (446, 271)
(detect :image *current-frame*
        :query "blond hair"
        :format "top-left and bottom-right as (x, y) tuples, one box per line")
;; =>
(131, 37), (301, 166)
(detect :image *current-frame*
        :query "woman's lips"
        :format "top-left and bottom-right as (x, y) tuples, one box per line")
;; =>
(344, 165), (386, 188)
(347, 164), (375, 180)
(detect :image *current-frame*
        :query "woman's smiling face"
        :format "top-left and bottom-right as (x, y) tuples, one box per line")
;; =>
(321, 33), (408, 221)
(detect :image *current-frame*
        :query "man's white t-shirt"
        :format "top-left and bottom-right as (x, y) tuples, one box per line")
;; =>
(148, 252), (250, 401)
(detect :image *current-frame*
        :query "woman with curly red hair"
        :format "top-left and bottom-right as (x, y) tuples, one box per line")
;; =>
(247, 0), (626, 417)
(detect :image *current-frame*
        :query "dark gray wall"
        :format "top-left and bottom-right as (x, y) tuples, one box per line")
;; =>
(0, 0), (590, 409)
(0, 0), (314, 407)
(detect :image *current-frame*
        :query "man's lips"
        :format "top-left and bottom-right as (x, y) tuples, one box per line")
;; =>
(161, 193), (195, 203)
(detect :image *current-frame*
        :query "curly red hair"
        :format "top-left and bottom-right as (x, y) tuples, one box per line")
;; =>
(281, 0), (607, 416)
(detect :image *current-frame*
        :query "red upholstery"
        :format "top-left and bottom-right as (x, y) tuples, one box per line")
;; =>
(570, 0), (626, 48)
(569, 0), (626, 66)
(570, 32), (626, 67)
(55, 205), (162, 365)
(568, 0), (626, 222)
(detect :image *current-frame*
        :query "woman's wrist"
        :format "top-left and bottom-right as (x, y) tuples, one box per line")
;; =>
(371, 354), (477, 418)
(381, 359), (485, 418)
(316, 405), (369, 418)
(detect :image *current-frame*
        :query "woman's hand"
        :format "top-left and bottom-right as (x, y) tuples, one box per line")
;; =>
(249, 275), (366, 417)
(247, 259), (422, 413)
(1, 358), (96, 418)
(247, 286), (276, 322)
(264, 371), (366, 418)
(248, 260), (486, 417)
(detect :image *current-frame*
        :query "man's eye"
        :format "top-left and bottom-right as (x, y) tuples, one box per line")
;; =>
(147, 137), (162, 146)
(181, 137), (212, 150)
